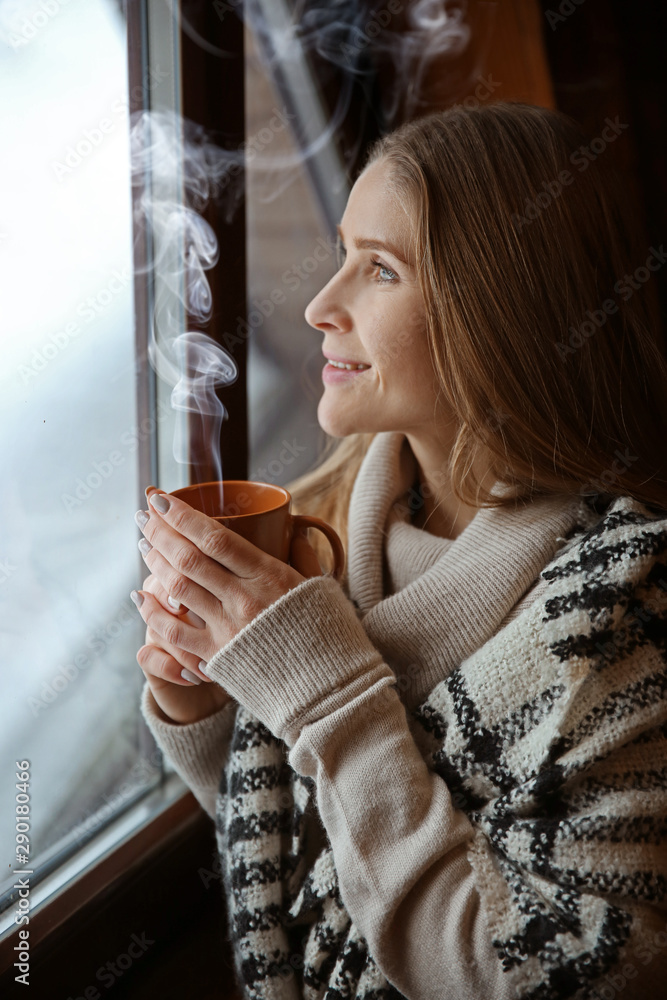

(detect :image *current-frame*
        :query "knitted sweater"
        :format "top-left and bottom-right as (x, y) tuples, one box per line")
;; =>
(141, 432), (667, 999)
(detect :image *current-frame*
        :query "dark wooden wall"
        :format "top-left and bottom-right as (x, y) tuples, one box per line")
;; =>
(540, 0), (667, 342)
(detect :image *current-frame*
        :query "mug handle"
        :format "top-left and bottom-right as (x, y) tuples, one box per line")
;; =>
(291, 514), (346, 582)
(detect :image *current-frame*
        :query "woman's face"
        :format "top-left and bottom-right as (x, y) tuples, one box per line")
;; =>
(305, 157), (444, 439)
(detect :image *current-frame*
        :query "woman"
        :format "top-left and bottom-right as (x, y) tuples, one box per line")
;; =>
(132, 102), (667, 999)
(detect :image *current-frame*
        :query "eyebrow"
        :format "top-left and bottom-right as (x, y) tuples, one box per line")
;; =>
(336, 226), (412, 267)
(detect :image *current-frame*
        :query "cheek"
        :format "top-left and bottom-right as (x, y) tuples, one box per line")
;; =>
(369, 318), (413, 370)
(375, 320), (431, 379)
(392, 332), (440, 406)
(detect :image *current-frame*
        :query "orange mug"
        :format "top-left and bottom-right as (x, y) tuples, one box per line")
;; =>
(166, 480), (345, 582)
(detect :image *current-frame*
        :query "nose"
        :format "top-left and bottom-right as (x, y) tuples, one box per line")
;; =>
(304, 270), (351, 334)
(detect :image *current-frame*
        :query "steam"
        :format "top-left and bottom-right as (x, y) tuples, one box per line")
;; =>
(243, 0), (472, 130)
(129, 111), (238, 500)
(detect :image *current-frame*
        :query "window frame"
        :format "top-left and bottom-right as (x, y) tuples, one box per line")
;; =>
(0, 0), (246, 977)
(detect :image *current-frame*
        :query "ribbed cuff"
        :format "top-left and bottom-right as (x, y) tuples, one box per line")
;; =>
(204, 574), (393, 746)
(140, 680), (237, 791)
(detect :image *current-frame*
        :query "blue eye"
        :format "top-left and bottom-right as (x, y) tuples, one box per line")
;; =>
(372, 260), (397, 283)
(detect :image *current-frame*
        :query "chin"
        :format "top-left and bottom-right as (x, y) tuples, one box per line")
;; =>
(317, 414), (353, 438)
(317, 399), (364, 438)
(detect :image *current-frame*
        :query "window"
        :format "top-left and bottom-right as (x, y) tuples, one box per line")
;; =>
(0, 0), (160, 922)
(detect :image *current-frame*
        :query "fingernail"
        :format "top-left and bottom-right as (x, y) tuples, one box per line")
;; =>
(181, 668), (202, 685)
(130, 590), (144, 609)
(196, 660), (212, 682)
(167, 595), (181, 611)
(135, 510), (149, 530)
(149, 493), (169, 514)
(138, 538), (152, 556)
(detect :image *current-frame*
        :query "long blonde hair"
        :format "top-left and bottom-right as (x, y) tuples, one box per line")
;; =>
(288, 102), (667, 572)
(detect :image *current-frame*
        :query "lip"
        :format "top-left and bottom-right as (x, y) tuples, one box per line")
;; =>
(322, 357), (372, 385)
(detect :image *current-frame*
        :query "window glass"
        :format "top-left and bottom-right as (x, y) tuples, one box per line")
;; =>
(0, 0), (157, 903)
(245, 20), (349, 487)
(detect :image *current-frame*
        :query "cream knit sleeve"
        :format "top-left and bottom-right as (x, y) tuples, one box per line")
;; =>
(204, 574), (514, 1000)
(139, 680), (237, 821)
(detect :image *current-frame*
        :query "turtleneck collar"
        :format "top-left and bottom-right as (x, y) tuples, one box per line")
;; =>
(346, 432), (594, 709)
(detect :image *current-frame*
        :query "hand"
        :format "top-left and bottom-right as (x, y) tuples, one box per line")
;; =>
(136, 572), (235, 725)
(131, 488), (322, 687)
